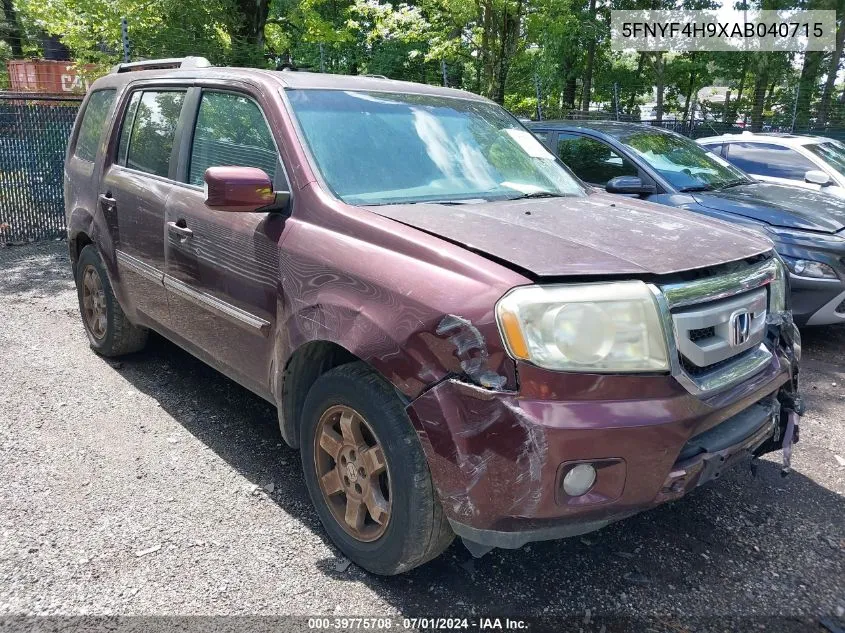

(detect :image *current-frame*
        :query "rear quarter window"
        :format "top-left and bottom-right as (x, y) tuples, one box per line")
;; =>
(73, 89), (116, 162)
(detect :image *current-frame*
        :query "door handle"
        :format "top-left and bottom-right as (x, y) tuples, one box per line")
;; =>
(167, 221), (193, 240)
(98, 193), (116, 209)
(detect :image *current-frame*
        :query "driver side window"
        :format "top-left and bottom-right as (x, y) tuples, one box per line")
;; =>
(188, 91), (279, 186)
(557, 134), (638, 185)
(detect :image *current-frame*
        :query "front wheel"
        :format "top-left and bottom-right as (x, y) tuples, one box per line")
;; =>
(300, 362), (453, 575)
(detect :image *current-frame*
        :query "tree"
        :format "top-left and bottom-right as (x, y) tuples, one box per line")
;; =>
(1, 0), (23, 57)
(819, 0), (845, 126)
(795, 51), (824, 131)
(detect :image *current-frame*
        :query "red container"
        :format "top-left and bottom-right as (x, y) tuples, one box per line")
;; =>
(6, 59), (97, 94)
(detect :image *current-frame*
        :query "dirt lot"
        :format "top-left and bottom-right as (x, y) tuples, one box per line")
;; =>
(0, 241), (843, 631)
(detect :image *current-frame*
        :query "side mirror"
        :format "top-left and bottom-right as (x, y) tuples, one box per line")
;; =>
(204, 166), (289, 213)
(805, 170), (832, 186)
(605, 175), (656, 195)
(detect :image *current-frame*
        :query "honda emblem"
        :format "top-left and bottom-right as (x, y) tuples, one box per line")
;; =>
(729, 309), (751, 347)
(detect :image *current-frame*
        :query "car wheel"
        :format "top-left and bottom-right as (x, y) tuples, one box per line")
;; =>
(300, 361), (454, 575)
(76, 245), (148, 356)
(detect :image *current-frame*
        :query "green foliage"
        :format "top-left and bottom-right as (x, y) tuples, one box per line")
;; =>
(3, 0), (845, 129)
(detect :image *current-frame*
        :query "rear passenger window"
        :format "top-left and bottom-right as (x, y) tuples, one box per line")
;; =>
(726, 142), (816, 180)
(702, 143), (724, 157)
(557, 134), (638, 185)
(188, 91), (278, 186)
(125, 91), (185, 178)
(74, 90), (116, 162)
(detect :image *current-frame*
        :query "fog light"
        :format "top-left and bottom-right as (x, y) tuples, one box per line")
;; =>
(562, 464), (597, 497)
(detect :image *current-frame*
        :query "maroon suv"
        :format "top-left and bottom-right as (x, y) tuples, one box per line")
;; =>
(64, 57), (802, 575)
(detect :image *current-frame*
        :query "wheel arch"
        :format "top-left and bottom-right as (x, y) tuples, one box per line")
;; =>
(277, 339), (360, 449)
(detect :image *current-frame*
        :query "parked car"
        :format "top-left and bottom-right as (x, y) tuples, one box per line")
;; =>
(529, 120), (845, 326)
(65, 58), (801, 575)
(698, 131), (845, 199)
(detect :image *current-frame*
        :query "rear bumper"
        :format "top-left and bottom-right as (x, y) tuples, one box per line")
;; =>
(407, 343), (797, 550)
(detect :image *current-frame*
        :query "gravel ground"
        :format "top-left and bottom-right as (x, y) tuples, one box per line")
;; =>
(0, 241), (844, 632)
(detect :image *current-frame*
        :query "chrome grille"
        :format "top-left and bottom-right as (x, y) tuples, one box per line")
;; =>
(688, 326), (715, 342)
(672, 288), (767, 368)
(651, 258), (780, 396)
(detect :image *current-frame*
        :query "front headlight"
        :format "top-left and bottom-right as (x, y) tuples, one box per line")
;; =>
(496, 281), (669, 373)
(770, 258), (788, 313)
(781, 256), (838, 280)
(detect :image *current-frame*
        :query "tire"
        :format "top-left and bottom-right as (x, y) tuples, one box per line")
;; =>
(75, 245), (148, 356)
(300, 361), (453, 575)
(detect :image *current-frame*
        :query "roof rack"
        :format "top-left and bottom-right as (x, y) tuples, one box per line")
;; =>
(111, 56), (211, 74)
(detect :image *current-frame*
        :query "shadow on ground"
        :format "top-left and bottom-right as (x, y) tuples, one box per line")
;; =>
(6, 242), (844, 629)
(109, 332), (845, 627)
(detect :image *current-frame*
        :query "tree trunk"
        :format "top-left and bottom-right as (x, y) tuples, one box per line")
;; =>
(764, 79), (777, 111)
(681, 53), (698, 125)
(581, 0), (598, 113)
(722, 89), (731, 123)
(819, 2), (845, 126)
(561, 60), (577, 110)
(1, 0), (23, 57)
(727, 57), (749, 124)
(230, 0), (271, 65)
(627, 52), (646, 115)
(750, 54), (770, 132)
(795, 51), (823, 131)
(492, 0), (524, 105)
(654, 52), (664, 124)
(480, 0), (495, 99)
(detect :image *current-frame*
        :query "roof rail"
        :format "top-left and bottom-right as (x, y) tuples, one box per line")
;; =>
(111, 56), (212, 74)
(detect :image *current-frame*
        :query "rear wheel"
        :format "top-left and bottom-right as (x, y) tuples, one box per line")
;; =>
(76, 245), (148, 356)
(300, 362), (453, 575)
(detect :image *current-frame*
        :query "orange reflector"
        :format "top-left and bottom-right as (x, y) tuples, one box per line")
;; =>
(500, 311), (530, 359)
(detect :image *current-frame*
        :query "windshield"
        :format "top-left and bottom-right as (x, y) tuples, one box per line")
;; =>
(287, 89), (584, 205)
(613, 130), (750, 192)
(804, 140), (845, 177)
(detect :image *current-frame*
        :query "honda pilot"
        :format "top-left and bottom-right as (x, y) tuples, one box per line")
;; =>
(64, 58), (802, 575)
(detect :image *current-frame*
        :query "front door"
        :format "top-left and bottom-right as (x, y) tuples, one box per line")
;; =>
(164, 88), (285, 395)
(554, 133), (642, 188)
(104, 88), (187, 326)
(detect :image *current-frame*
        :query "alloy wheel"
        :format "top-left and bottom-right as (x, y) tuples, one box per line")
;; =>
(314, 404), (392, 542)
(81, 265), (107, 340)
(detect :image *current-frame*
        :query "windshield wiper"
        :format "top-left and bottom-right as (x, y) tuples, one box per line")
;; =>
(505, 191), (565, 200)
(717, 179), (749, 190)
(678, 184), (716, 192)
(362, 198), (487, 206)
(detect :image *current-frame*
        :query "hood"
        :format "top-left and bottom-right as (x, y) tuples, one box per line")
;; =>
(366, 192), (773, 278)
(692, 182), (845, 233)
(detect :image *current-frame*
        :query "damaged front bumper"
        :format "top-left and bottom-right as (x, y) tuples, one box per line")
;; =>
(406, 329), (801, 554)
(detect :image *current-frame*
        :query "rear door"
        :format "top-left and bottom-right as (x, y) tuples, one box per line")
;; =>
(65, 89), (117, 241)
(102, 87), (187, 326)
(163, 86), (285, 395)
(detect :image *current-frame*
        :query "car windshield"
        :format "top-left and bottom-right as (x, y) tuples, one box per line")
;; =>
(287, 89), (584, 205)
(804, 140), (845, 177)
(613, 129), (750, 192)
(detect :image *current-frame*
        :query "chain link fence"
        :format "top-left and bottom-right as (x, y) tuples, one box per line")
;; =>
(3, 67), (845, 246)
(0, 92), (82, 245)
